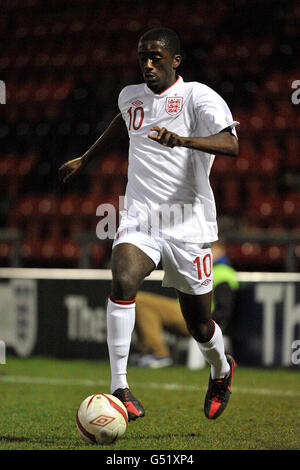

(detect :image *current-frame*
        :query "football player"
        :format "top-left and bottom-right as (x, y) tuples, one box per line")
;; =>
(59, 27), (239, 421)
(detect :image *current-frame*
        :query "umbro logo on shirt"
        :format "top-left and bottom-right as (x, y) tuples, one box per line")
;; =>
(132, 100), (143, 107)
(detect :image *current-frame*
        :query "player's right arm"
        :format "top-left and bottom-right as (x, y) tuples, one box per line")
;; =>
(58, 113), (127, 183)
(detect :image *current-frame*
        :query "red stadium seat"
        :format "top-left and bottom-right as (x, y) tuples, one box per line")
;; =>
(233, 138), (259, 175)
(88, 180), (105, 199)
(222, 179), (241, 212)
(282, 192), (300, 223)
(80, 195), (100, 218)
(39, 239), (61, 261)
(227, 241), (286, 270)
(15, 195), (39, 218)
(44, 221), (62, 240)
(0, 242), (12, 263)
(212, 156), (233, 175)
(257, 194), (282, 218)
(91, 242), (109, 268)
(20, 240), (42, 262)
(16, 154), (37, 177)
(264, 73), (281, 95)
(97, 153), (122, 175)
(245, 193), (282, 226)
(120, 157), (129, 175)
(66, 220), (85, 238)
(248, 102), (274, 131)
(52, 77), (74, 101)
(284, 136), (300, 170)
(60, 238), (81, 262)
(58, 194), (80, 217)
(20, 221), (43, 262)
(258, 155), (279, 176)
(226, 242), (263, 268)
(266, 244), (286, 265)
(37, 194), (58, 218)
(244, 179), (264, 207)
(0, 154), (16, 177)
(34, 81), (53, 102)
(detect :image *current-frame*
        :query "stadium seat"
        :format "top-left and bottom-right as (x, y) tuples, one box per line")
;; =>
(233, 138), (259, 175)
(37, 195), (58, 218)
(97, 153), (123, 175)
(16, 154), (37, 177)
(282, 192), (300, 223)
(222, 179), (241, 212)
(20, 221), (43, 263)
(266, 244), (286, 265)
(246, 193), (283, 224)
(0, 154), (16, 177)
(284, 135), (300, 170)
(0, 242), (12, 264)
(80, 196), (99, 217)
(91, 242), (110, 268)
(15, 195), (39, 218)
(58, 194), (80, 217)
(60, 238), (81, 264)
(39, 239), (61, 261)
(211, 156), (233, 175)
(244, 179), (264, 206)
(226, 242), (263, 269)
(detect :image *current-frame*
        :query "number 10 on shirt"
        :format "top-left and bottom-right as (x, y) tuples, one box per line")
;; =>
(127, 107), (144, 130)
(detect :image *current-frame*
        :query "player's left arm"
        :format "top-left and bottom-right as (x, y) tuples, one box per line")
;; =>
(148, 126), (239, 157)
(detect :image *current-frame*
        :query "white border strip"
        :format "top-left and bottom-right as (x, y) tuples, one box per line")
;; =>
(0, 374), (299, 397)
(0, 268), (300, 282)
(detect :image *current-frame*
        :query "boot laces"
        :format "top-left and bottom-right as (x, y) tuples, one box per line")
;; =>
(211, 379), (227, 402)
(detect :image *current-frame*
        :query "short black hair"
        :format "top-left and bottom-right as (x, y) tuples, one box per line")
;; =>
(139, 28), (181, 55)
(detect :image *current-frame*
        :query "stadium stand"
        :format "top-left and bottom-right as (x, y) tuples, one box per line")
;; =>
(1, 0), (300, 270)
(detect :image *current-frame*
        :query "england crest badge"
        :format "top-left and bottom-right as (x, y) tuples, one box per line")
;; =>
(165, 96), (183, 116)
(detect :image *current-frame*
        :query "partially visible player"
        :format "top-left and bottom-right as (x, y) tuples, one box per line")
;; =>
(59, 28), (239, 421)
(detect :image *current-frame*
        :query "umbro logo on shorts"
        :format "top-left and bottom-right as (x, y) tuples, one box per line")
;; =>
(200, 279), (211, 286)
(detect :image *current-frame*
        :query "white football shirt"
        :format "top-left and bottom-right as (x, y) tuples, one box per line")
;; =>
(118, 75), (238, 243)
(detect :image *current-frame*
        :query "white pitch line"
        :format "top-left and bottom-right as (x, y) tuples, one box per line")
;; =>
(0, 375), (300, 398)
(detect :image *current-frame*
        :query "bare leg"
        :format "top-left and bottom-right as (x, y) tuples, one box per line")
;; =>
(111, 243), (156, 300)
(177, 290), (213, 342)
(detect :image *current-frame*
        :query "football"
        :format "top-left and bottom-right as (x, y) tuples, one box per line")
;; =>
(76, 393), (128, 444)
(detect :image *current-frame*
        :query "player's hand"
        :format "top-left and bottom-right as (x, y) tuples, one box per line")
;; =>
(58, 156), (87, 183)
(148, 127), (183, 148)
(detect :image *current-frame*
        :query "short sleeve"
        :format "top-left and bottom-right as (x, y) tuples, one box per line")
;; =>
(118, 87), (126, 113)
(193, 85), (239, 137)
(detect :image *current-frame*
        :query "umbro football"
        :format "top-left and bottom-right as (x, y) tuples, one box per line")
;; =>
(76, 393), (128, 444)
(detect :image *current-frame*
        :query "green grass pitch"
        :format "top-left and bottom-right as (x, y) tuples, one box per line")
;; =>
(0, 357), (299, 450)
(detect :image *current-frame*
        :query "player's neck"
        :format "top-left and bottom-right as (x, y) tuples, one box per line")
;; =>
(149, 74), (179, 95)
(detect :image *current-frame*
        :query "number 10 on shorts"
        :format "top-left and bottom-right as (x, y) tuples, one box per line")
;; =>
(193, 254), (212, 280)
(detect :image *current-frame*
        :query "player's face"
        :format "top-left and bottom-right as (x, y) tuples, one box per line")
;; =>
(138, 40), (181, 94)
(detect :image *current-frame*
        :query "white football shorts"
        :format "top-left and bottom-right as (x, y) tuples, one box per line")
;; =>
(112, 225), (213, 295)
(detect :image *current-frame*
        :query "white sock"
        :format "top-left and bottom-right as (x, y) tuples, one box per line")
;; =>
(106, 297), (135, 393)
(197, 321), (230, 379)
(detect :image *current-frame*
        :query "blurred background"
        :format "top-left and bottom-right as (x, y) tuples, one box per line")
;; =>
(1, 0), (300, 272)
